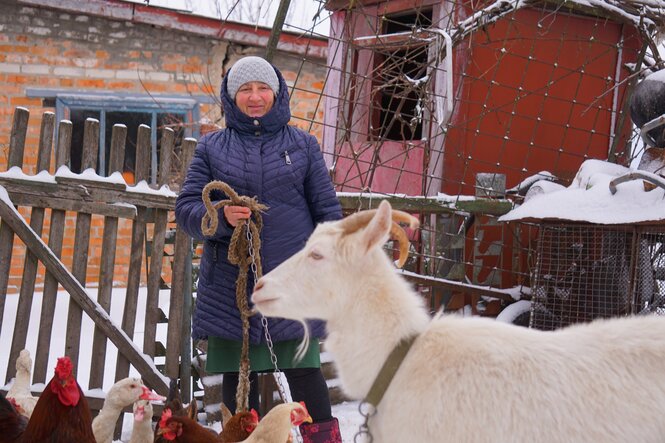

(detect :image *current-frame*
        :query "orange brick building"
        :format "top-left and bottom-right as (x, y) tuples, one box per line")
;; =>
(0, 0), (329, 293)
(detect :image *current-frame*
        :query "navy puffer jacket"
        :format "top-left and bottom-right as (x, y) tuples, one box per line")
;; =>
(175, 63), (342, 343)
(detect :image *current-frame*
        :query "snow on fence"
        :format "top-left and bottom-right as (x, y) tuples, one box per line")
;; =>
(0, 107), (196, 413)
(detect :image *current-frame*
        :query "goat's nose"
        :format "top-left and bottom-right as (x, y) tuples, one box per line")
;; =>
(254, 280), (264, 291)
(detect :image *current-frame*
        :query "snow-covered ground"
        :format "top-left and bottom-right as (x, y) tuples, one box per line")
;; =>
(0, 288), (363, 441)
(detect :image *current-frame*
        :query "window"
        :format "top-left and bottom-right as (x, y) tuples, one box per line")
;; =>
(56, 95), (198, 184)
(350, 9), (433, 141)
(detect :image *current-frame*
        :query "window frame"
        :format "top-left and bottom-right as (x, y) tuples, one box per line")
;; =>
(55, 94), (200, 184)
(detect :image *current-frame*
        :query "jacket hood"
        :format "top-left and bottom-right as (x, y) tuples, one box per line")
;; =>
(221, 63), (291, 135)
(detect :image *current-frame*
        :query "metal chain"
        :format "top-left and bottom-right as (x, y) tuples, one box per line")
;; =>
(245, 222), (288, 398)
(246, 222), (304, 443)
(354, 402), (377, 443)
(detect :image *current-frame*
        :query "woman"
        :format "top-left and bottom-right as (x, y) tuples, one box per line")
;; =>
(175, 56), (342, 442)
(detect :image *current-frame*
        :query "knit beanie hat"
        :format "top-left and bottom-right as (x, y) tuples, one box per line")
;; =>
(226, 56), (280, 99)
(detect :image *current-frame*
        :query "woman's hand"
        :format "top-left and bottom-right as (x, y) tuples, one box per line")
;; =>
(223, 205), (251, 227)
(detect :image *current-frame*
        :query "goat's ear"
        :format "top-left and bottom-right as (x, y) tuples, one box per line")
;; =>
(361, 200), (392, 254)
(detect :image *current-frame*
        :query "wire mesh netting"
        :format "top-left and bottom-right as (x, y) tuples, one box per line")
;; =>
(530, 224), (665, 330)
(294, 1), (665, 315)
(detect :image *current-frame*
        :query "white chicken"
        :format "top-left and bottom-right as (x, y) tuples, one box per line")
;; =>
(239, 402), (312, 443)
(129, 399), (154, 443)
(6, 349), (37, 419)
(92, 377), (164, 443)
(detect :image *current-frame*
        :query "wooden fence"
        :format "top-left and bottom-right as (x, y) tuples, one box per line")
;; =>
(0, 106), (527, 429)
(0, 107), (195, 414)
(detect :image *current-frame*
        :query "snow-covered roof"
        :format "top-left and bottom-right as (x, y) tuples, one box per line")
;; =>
(499, 159), (665, 225)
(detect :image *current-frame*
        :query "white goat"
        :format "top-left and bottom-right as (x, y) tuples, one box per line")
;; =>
(252, 200), (665, 443)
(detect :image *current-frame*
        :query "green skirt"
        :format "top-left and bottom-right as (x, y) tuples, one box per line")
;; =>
(206, 336), (321, 373)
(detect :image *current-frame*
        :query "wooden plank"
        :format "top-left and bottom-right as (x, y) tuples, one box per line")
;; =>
(0, 193), (168, 393)
(337, 194), (512, 215)
(7, 112), (55, 382)
(34, 120), (72, 383)
(0, 107), (29, 340)
(165, 138), (196, 381)
(158, 128), (175, 187)
(116, 125), (151, 379)
(65, 118), (98, 370)
(135, 124), (151, 185)
(4, 192), (136, 219)
(89, 124), (126, 389)
(142, 129), (175, 358)
(0, 177), (176, 210)
(143, 209), (168, 358)
(54, 176), (127, 192)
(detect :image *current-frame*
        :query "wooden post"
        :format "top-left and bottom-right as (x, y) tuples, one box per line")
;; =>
(65, 118), (99, 369)
(7, 112), (54, 382)
(166, 138), (196, 387)
(143, 128), (174, 358)
(89, 124), (127, 389)
(116, 124), (151, 380)
(34, 120), (72, 383)
(265, 0), (292, 62)
(0, 107), (29, 341)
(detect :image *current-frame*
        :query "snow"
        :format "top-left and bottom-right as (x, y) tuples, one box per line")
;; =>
(500, 159), (665, 224)
(0, 284), (363, 441)
(1, 164), (175, 198)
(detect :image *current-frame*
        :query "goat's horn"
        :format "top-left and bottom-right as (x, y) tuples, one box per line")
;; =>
(339, 206), (420, 268)
(339, 208), (419, 235)
(391, 221), (410, 268)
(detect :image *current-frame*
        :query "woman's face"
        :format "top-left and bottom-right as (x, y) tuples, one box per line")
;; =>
(234, 81), (275, 117)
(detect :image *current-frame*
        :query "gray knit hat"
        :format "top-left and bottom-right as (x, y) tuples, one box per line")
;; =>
(226, 56), (280, 99)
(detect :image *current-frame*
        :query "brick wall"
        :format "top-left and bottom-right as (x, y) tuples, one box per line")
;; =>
(0, 0), (328, 294)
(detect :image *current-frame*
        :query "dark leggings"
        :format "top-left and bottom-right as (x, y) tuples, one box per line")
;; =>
(222, 367), (333, 422)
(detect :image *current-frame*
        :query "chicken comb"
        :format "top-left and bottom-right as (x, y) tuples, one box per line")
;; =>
(298, 401), (309, 413)
(250, 408), (259, 422)
(54, 356), (73, 380)
(159, 407), (173, 429)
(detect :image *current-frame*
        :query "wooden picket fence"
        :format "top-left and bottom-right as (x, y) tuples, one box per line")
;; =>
(0, 107), (196, 412)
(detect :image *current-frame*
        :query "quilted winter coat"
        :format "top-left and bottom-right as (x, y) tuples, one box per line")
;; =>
(175, 63), (342, 343)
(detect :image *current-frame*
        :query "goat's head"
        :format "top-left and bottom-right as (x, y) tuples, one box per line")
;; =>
(251, 200), (419, 323)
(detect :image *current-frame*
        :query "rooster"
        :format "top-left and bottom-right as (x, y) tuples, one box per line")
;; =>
(19, 356), (95, 442)
(218, 403), (259, 442)
(155, 407), (219, 443)
(6, 350), (37, 419)
(92, 377), (165, 443)
(238, 402), (312, 443)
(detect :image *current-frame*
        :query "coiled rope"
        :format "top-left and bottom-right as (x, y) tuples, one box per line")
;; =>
(201, 180), (268, 412)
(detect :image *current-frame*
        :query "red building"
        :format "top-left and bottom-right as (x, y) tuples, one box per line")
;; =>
(322, 0), (665, 308)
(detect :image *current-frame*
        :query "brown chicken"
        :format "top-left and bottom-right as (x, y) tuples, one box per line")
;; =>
(20, 356), (95, 442)
(155, 407), (220, 443)
(0, 393), (27, 443)
(218, 404), (259, 442)
(0, 356), (95, 443)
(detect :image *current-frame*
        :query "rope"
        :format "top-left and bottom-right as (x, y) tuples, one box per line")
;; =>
(201, 180), (268, 412)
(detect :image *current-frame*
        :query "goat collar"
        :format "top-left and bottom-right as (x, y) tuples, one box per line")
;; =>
(363, 334), (418, 408)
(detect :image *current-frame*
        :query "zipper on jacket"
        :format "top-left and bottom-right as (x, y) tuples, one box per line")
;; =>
(211, 241), (218, 262)
(281, 150), (292, 165)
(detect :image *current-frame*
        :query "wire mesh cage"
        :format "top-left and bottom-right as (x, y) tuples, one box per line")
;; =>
(530, 223), (665, 330)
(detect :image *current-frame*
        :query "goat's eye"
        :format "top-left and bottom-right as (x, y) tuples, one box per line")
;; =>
(309, 250), (323, 260)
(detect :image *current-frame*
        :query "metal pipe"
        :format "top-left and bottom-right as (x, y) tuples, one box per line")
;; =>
(609, 170), (665, 194)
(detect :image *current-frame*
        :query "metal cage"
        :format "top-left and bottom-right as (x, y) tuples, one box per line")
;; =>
(529, 223), (665, 330)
